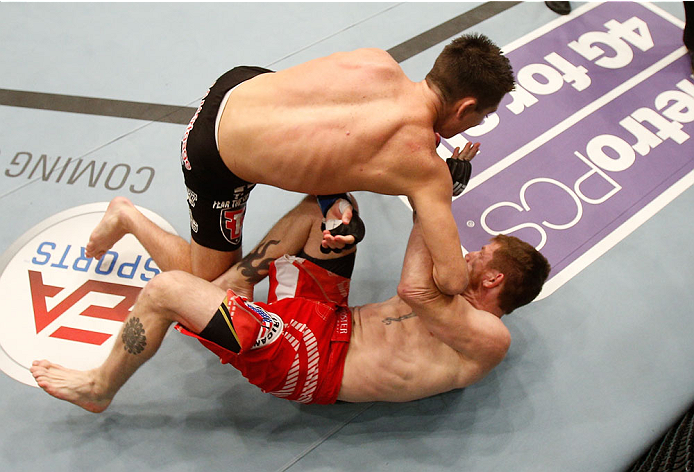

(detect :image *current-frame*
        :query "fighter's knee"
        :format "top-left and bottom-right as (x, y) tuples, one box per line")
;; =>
(301, 195), (318, 206)
(139, 271), (188, 311)
(298, 195), (323, 218)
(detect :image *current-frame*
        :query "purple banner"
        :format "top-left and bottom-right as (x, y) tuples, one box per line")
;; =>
(441, 2), (692, 297)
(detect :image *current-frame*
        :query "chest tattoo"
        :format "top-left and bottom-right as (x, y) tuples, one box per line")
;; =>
(382, 312), (417, 325)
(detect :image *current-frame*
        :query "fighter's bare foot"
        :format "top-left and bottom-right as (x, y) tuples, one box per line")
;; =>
(86, 197), (136, 259)
(30, 360), (112, 413)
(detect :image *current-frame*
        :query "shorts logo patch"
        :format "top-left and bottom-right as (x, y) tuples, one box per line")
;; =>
(186, 187), (198, 208)
(217, 184), (255, 245)
(334, 311), (350, 342)
(252, 312), (284, 349)
(220, 207), (246, 245)
(243, 301), (284, 349)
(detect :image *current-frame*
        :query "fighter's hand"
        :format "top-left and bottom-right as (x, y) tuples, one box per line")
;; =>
(452, 141), (480, 161)
(322, 232), (356, 251)
(321, 205), (356, 251)
(446, 142), (478, 197)
(320, 197), (365, 254)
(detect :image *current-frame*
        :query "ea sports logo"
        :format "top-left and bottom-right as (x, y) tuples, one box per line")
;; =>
(0, 203), (176, 387)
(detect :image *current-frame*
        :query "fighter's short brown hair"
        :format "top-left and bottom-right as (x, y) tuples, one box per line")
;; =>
(489, 235), (551, 314)
(426, 33), (515, 110)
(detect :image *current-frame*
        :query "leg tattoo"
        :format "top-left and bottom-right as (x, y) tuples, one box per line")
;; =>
(237, 239), (280, 284)
(122, 317), (147, 355)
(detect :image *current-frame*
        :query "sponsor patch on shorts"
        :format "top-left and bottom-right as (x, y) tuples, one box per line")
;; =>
(244, 301), (284, 350)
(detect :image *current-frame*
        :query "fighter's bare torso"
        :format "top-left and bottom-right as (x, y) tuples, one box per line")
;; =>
(338, 296), (502, 402)
(217, 48), (441, 196)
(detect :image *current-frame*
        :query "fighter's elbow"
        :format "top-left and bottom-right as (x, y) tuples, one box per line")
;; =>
(397, 280), (440, 308)
(432, 265), (468, 296)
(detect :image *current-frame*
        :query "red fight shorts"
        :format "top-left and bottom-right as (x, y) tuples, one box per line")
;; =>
(176, 255), (352, 404)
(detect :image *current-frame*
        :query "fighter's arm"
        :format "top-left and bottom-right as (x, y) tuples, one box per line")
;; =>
(397, 216), (510, 378)
(405, 155), (468, 295)
(403, 139), (480, 295)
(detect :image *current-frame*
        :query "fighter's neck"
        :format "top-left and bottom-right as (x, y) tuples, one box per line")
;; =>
(418, 80), (446, 125)
(463, 292), (504, 319)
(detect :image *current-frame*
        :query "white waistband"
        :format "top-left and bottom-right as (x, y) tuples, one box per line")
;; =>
(215, 84), (239, 151)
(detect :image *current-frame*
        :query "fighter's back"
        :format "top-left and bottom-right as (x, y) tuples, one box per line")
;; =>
(217, 48), (441, 196)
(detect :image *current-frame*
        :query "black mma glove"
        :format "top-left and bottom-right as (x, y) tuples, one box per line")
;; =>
(317, 194), (366, 254)
(320, 213), (366, 254)
(446, 157), (472, 197)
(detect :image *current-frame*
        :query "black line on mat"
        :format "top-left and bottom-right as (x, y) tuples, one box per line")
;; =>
(0, 88), (197, 125)
(0, 1), (519, 124)
(386, 1), (521, 62)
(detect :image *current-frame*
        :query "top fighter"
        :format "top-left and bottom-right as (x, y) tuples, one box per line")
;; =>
(95, 33), (514, 295)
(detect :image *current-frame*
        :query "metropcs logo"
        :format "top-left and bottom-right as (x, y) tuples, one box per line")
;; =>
(431, 2), (691, 300)
(0, 203), (176, 387)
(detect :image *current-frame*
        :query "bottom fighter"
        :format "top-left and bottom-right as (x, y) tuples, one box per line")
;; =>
(31, 195), (550, 411)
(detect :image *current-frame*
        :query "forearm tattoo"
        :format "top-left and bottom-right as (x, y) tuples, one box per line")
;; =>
(382, 312), (417, 325)
(237, 239), (280, 284)
(122, 317), (147, 355)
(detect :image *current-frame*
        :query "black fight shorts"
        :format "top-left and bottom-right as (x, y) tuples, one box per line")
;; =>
(180, 66), (273, 251)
